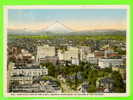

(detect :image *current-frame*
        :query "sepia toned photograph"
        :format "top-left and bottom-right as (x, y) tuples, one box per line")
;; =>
(4, 5), (129, 97)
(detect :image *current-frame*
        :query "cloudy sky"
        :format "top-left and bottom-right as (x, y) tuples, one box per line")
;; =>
(8, 8), (127, 31)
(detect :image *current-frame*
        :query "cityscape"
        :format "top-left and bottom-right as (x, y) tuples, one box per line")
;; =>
(6, 7), (127, 95)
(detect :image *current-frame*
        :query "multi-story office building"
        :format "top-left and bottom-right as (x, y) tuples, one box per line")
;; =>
(79, 46), (91, 61)
(57, 46), (79, 61)
(98, 59), (123, 68)
(11, 66), (48, 77)
(36, 45), (56, 62)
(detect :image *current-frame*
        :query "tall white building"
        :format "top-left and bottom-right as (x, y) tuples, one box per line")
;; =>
(71, 58), (79, 65)
(57, 50), (64, 60)
(98, 59), (123, 68)
(36, 45), (55, 62)
(80, 46), (91, 61)
(63, 46), (79, 61)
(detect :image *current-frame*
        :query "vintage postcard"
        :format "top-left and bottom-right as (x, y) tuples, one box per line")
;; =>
(4, 5), (129, 97)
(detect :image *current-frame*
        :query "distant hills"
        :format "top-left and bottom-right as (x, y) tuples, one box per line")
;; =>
(8, 29), (126, 36)
(8, 21), (126, 36)
(69, 30), (126, 36)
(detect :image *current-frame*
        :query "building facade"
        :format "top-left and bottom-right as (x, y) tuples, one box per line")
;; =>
(11, 66), (48, 77)
(98, 59), (123, 68)
(36, 45), (56, 62)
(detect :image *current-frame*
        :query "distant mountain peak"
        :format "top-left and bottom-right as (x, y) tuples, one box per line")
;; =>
(45, 21), (73, 33)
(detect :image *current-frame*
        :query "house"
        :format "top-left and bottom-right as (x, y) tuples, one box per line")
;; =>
(77, 82), (89, 93)
(107, 53), (120, 59)
(39, 80), (62, 93)
(96, 77), (114, 93)
(94, 50), (104, 58)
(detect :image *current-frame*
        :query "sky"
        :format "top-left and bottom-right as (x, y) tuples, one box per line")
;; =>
(8, 9), (127, 31)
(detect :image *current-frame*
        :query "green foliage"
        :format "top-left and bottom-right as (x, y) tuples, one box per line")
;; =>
(41, 62), (56, 77)
(113, 46), (126, 55)
(111, 71), (126, 93)
(42, 76), (61, 86)
(88, 84), (96, 93)
(104, 67), (112, 73)
(41, 61), (125, 93)
(9, 34), (126, 41)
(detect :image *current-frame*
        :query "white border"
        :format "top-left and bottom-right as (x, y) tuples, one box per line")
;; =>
(3, 5), (130, 97)
(5, 5), (128, 9)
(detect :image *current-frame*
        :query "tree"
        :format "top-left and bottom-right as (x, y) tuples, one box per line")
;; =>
(111, 71), (126, 93)
(104, 67), (112, 73)
(43, 62), (56, 77)
(88, 84), (96, 93)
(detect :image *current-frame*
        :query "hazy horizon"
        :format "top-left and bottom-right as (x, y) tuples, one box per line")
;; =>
(8, 8), (127, 31)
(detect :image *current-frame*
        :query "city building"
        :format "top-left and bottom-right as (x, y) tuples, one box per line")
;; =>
(64, 46), (79, 61)
(104, 49), (114, 58)
(94, 50), (104, 58)
(57, 46), (79, 61)
(57, 50), (64, 61)
(11, 65), (48, 77)
(10, 81), (62, 93)
(39, 56), (58, 65)
(71, 58), (79, 65)
(10, 75), (33, 85)
(36, 45), (56, 62)
(98, 59), (123, 68)
(86, 57), (98, 64)
(79, 46), (91, 61)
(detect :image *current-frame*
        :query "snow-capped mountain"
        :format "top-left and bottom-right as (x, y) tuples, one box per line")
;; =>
(7, 21), (126, 36)
(45, 21), (73, 33)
